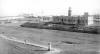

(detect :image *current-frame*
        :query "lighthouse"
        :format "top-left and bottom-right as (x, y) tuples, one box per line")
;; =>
(68, 7), (72, 16)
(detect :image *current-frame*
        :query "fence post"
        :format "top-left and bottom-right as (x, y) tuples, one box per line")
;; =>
(48, 42), (51, 51)
(24, 40), (27, 44)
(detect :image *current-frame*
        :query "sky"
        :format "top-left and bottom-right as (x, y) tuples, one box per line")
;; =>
(0, 0), (100, 16)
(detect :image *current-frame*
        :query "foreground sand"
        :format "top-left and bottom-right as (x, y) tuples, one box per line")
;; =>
(0, 24), (100, 54)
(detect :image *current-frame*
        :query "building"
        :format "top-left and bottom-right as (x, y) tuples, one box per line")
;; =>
(83, 14), (100, 27)
(52, 16), (64, 23)
(18, 16), (53, 23)
(87, 16), (94, 26)
(84, 12), (89, 17)
(93, 15), (100, 26)
(39, 16), (53, 22)
(52, 15), (88, 26)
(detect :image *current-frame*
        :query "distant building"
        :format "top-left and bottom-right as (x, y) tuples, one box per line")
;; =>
(52, 16), (63, 23)
(61, 16), (78, 25)
(84, 14), (100, 27)
(52, 15), (89, 26)
(87, 16), (94, 26)
(40, 16), (53, 22)
(84, 12), (89, 17)
(77, 12), (89, 26)
(93, 15), (100, 26)
(20, 16), (53, 23)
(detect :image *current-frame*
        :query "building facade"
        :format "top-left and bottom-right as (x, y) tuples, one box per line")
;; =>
(52, 15), (88, 26)
(93, 15), (100, 26)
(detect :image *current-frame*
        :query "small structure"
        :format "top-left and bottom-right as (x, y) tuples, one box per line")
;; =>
(48, 42), (52, 51)
(24, 40), (27, 44)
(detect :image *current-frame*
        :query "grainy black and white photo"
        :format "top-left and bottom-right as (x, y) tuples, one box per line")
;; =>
(0, 0), (100, 54)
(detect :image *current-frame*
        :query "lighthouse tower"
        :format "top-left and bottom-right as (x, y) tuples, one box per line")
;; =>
(68, 7), (72, 16)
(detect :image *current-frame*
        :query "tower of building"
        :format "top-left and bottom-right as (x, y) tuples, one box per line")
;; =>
(68, 7), (72, 16)
(84, 12), (89, 17)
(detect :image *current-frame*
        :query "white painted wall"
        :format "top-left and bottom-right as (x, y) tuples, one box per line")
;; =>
(88, 16), (94, 26)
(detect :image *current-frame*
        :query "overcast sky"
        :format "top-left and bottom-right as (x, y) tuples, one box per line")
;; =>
(0, 0), (100, 16)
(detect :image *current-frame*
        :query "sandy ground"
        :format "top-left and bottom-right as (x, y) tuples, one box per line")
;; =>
(0, 23), (100, 54)
(0, 36), (47, 54)
(0, 34), (61, 54)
